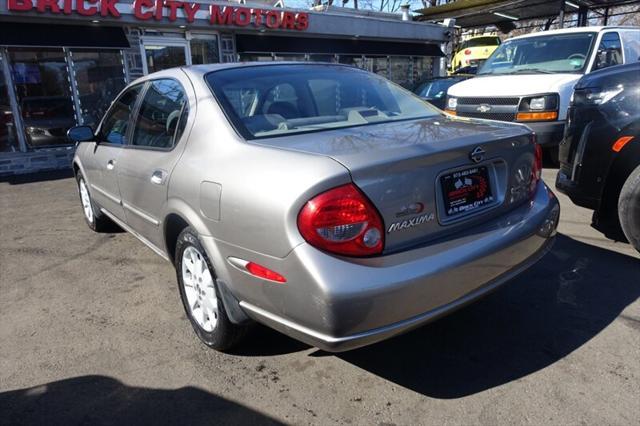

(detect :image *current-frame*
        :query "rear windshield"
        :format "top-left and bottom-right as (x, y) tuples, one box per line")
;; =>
(461, 37), (501, 49)
(205, 64), (440, 139)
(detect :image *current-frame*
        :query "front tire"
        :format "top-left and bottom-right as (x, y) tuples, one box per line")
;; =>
(76, 172), (112, 232)
(175, 227), (247, 351)
(618, 165), (640, 253)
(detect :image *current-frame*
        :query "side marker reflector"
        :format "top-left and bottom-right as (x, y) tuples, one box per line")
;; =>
(612, 136), (634, 153)
(246, 262), (287, 283)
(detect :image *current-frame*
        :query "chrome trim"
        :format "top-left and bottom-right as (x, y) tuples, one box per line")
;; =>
(99, 208), (170, 262)
(90, 184), (121, 205)
(122, 201), (160, 226)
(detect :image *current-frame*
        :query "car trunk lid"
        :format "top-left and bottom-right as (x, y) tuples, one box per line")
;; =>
(255, 116), (535, 252)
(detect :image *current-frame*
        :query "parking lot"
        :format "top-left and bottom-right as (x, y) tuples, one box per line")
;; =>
(0, 168), (638, 425)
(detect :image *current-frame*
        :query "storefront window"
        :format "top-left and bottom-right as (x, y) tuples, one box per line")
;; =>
(238, 53), (274, 62)
(144, 44), (187, 74)
(389, 57), (412, 88)
(70, 50), (126, 128)
(310, 54), (336, 63)
(273, 54), (307, 62)
(190, 37), (220, 65)
(369, 56), (389, 78)
(414, 57), (433, 82)
(8, 48), (76, 148)
(0, 55), (20, 153)
(338, 55), (367, 70)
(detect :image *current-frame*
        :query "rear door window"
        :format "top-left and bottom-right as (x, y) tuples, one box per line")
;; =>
(131, 79), (187, 150)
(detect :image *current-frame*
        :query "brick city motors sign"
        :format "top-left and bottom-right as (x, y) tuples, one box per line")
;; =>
(6, 0), (310, 30)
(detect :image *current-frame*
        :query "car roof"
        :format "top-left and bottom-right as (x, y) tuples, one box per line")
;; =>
(507, 26), (638, 41)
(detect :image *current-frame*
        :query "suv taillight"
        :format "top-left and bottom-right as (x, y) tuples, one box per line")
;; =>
(298, 184), (384, 257)
(530, 140), (543, 197)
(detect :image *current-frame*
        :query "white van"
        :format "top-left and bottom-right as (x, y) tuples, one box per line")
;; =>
(445, 26), (640, 158)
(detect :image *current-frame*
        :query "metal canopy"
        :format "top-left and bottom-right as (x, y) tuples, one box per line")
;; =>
(415, 0), (640, 28)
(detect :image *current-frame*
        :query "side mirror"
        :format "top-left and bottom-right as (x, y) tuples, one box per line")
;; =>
(67, 125), (94, 143)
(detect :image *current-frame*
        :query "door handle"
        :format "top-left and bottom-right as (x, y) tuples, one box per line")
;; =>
(150, 169), (167, 185)
(106, 159), (116, 170)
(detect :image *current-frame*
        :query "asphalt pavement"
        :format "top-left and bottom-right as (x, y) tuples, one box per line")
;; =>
(0, 168), (638, 425)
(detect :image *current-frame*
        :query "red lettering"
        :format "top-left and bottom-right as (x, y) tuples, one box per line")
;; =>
(154, 0), (162, 20)
(165, 0), (181, 21)
(281, 11), (295, 29)
(100, 0), (120, 17)
(210, 5), (232, 25)
(63, 0), (72, 14)
(265, 10), (280, 29)
(77, 0), (98, 16)
(37, 0), (61, 14)
(182, 2), (200, 23)
(252, 8), (263, 26)
(234, 7), (251, 26)
(295, 12), (308, 31)
(133, 0), (152, 19)
(7, 0), (33, 11)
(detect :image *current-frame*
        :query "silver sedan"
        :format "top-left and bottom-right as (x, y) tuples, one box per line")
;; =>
(69, 63), (560, 352)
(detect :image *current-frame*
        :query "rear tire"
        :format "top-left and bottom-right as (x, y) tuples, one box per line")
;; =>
(76, 172), (112, 232)
(618, 165), (640, 253)
(175, 227), (247, 351)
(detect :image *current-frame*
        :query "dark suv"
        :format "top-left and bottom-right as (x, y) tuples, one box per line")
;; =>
(556, 62), (640, 253)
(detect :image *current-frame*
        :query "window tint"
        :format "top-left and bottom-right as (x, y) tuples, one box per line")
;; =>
(594, 32), (623, 70)
(100, 85), (142, 145)
(206, 65), (439, 139)
(621, 30), (640, 63)
(131, 79), (187, 149)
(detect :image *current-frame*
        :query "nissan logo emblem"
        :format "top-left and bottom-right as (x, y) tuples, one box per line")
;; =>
(470, 146), (485, 163)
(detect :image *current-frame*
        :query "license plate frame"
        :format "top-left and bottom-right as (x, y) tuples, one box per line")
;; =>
(440, 165), (495, 217)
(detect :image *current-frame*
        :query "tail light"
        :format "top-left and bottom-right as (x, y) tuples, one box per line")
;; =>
(298, 184), (384, 257)
(464, 49), (472, 55)
(530, 140), (543, 197)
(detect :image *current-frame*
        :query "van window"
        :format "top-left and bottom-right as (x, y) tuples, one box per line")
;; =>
(593, 32), (623, 70)
(620, 30), (640, 63)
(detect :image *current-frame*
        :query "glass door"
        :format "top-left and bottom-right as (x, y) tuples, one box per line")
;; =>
(142, 38), (189, 74)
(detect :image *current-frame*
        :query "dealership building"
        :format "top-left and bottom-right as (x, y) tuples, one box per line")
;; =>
(0, 0), (450, 174)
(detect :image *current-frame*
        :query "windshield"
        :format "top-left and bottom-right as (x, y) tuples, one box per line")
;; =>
(414, 79), (462, 98)
(478, 32), (596, 75)
(206, 64), (440, 139)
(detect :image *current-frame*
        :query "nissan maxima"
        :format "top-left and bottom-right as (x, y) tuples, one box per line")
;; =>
(69, 63), (559, 352)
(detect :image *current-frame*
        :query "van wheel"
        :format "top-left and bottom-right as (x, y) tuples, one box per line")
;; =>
(618, 165), (640, 253)
(175, 227), (247, 351)
(76, 172), (111, 232)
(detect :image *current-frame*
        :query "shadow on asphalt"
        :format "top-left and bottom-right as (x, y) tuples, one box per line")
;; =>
(0, 375), (283, 426)
(329, 234), (639, 399)
(0, 169), (74, 185)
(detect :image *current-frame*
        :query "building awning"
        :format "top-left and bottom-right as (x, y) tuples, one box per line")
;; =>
(236, 34), (445, 57)
(415, 0), (640, 29)
(0, 23), (130, 49)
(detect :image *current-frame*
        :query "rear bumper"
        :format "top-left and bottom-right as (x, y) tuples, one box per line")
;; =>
(527, 121), (565, 147)
(206, 182), (560, 352)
